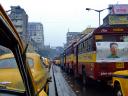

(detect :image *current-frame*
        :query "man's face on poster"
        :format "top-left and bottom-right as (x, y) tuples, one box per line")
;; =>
(110, 43), (118, 55)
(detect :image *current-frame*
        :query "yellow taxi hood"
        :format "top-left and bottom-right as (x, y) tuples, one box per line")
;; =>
(44, 58), (49, 65)
(26, 53), (40, 58)
(113, 70), (128, 76)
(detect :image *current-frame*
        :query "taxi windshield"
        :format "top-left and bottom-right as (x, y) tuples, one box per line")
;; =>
(0, 58), (17, 68)
(0, 47), (25, 92)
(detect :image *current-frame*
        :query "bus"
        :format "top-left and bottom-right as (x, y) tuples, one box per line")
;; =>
(60, 53), (65, 70)
(74, 25), (128, 85)
(63, 25), (128, 86)
(64, 42), (76, 74)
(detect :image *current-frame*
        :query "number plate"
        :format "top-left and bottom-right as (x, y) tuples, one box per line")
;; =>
(116, 62), (124, 68)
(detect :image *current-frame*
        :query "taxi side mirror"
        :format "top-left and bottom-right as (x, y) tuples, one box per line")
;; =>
(47, 76), (52, 82)
(45, 65), (49, 68)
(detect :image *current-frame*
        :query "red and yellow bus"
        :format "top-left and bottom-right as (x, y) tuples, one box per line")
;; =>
(64, 42), (76, 74)
(75, 26), (128, 85)
(64, 25), (128, 86)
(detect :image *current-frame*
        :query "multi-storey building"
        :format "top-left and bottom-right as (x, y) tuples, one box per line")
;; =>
(28, 22), (44, 50)
(82, 27), (95, 35)
(9, 6), (28, 43)
(66, 32), (83, 46)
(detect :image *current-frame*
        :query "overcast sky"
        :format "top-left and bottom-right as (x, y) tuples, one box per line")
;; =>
(1, 0), (128, 47)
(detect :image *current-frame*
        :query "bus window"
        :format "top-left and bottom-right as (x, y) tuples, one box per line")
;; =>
(123, 36), (128, 41)
(95, 35), (103, 40)
(78, 44), (80, 53)
(87, 37), (94, 52)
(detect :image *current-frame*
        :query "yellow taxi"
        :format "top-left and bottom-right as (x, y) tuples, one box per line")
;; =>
(0, 4), (49, 96)
(42, 57), (49, 67)
(54, 59), (60, 66)
(27, 53), (49, 94)
(113, 70), (128, 96)
(0, 53), (49, 95)
(42, 57), (51, 71)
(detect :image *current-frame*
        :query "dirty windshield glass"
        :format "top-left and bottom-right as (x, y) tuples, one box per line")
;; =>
(0, 46), (25, 91)
(1, 1), (128, 96)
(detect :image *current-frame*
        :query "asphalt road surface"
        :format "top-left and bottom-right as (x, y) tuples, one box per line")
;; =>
(49, 65), (113, 96)
(63, 72), (113, 96)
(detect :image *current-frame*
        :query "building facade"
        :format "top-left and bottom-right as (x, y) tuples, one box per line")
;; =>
(66, 32), (83, 46)
(28, 22), (44, 50)
(82, 28), (95, 35)
(9, 6), (28, 43)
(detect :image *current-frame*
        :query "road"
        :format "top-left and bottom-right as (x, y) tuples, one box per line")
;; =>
(49, 64), (113, 96)
(63, 73), (113, 96)
(49, 64), (77, 96)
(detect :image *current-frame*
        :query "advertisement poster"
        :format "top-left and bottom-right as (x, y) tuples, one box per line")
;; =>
(109, 4), (128, 14)
(96, 42), (128, 62)
(109, 16), (128, 25)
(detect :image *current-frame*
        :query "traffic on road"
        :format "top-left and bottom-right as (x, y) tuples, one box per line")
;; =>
(1, 3), (128, 96)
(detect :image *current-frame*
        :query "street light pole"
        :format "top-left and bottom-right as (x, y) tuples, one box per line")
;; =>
(98, 11), (100, 26)
(86, 7), (112, 26)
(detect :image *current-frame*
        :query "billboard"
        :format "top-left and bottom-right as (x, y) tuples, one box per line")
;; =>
(109, 4), (128, 14)
(109, 15), (128, 25)
(96, 42), (128, 62)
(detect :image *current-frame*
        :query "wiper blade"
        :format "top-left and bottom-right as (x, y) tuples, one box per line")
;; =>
(0, 84), (6, 89)
(0, 81), (12, 89)
(0, 83), (25, 96)
(0, 82), (24, 93)
(0, 89), (25, 96)
(0, 81), (12, 85)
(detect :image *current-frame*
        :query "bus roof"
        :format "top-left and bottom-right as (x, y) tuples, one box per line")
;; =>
(95, 25), (128, 34)
(64, 41), (76, 51)
(74, 31), (93, 47)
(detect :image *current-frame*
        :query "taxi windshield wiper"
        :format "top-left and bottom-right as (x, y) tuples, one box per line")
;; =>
(0, 83), (25, 96)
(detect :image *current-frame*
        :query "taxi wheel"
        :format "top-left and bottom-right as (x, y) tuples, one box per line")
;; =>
(114, 83), (123, 96)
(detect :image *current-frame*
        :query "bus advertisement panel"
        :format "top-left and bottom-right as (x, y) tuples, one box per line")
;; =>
(109, 4), (128, 14)
(96, 42), (128, 62)
(109, 15), (128, 25)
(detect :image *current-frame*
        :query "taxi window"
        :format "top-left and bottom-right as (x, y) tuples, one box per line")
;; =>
(0, 58), (17, 68)
(0, 46), (25, 92)
(27, 58), (34, 67)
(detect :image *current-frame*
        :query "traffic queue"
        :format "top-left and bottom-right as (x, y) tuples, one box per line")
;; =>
(60, 5), (128, 96)
(1, 3), (128, 96)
